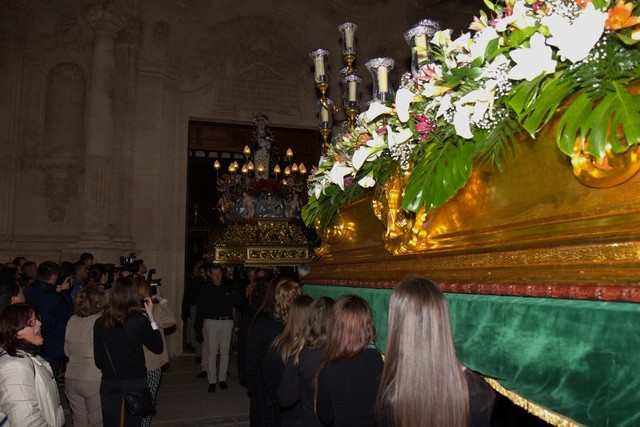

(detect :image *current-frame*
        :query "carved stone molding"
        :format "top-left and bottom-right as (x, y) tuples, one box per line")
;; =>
(34, 147), (84, 223)
(83, 0), (127, 33)
(117, 15), (143, 46)
(152, 21), (170, 45)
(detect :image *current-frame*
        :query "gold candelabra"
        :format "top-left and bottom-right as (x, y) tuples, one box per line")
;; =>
(310, 19), (441, 147)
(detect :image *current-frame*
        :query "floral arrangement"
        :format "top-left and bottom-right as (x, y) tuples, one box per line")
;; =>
(250, 178), (285, 197)
(303, 0), (640, 228)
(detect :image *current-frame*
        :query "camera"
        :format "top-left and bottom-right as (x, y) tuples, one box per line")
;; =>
(147, 269), (161, 301)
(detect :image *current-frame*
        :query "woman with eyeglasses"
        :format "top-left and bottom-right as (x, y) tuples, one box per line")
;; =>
(0, 303), (65, 426)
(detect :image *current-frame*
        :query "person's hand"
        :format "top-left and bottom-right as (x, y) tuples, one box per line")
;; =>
(57, 276), (71, 292)
(143, 297), (154, 320)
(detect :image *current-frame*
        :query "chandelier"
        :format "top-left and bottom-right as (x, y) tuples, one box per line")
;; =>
(310, 19), (440, 145)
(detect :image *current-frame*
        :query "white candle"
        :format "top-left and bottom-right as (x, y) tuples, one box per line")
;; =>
(415, 34), (428, 65)
(345, 27), (355, 50)
(378, 66), (388, 93)
(321, 105), (330, 122)
(348, 80), (357, 102)
(314, 57), (325, 78)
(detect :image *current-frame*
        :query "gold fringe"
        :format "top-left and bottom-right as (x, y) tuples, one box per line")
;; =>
(484, 377), (585, 427)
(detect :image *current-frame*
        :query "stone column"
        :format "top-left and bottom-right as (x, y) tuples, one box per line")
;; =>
(82, 2), (126, 243)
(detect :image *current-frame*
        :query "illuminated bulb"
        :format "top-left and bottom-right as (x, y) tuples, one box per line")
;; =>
(241, 164), (248, 174)
(284, 166), (291, 176)
(299, 163), (307, 175)
(257, 164), (265, 174)
(243, 145), (251, 157)
(286, 148), (294, 160)
(274, 165), (281, 174)
(292, 163), (299, 173)
(213, 160), (221, 170)
(282, 178), (288, 186)
(247, 161), (254, 171)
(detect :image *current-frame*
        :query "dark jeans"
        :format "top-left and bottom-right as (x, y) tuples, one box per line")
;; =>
(100, 378), (147, 427)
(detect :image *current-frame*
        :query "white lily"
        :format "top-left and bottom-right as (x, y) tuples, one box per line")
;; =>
(495, 1), (536, 32)
(458, 80), (497, 123)
(328, 162), (354, 190)
(395, 88), (414, 123)
(352, 133), (387, 171)
(470, 27), (499, 61)
(435, 94), (453, 118)
(358, 173), (376, 188)
(364, 102), (393, 123)
(386, 125), (414, 149)
(508, 33), (557, 81)
(453, 105), (474, 139)
(431, 29), (453, 48)
(542, 3), (606, 63)
(312, 175), (331, 199)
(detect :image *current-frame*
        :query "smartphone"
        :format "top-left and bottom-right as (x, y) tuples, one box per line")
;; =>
(150, 283), (158, 296)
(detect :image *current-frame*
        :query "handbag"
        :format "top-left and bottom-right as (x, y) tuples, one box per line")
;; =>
(100, 336), (155, 417)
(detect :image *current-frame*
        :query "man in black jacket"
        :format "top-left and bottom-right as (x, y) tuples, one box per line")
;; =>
(195, 263), (235, 393)
(23, 261), (73, 376)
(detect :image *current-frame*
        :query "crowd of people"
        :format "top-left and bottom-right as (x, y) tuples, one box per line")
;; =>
(0, 254), (176, 427)
(1, 252), (496, 427)
(182, 262), (496, 427)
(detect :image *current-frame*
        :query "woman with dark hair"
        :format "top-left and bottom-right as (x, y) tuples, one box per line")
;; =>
(136, 276), (176, 427)
(0, 303), (65, 426)
(93, 276), (163, 427)
(278, 296), (334, 427)
(376, 279), (495, 427)
(246, 277), (301, 427)
(263, 294), (313, 427)
(64, 283), (108, 427)
(315, 295), (383, 427)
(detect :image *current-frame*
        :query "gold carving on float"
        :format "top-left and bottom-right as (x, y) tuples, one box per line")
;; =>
(571, 137), (640, 188)
(314, 213), (354, 256)
(570, 83), (640, 188)
(209, 218), (317, 266)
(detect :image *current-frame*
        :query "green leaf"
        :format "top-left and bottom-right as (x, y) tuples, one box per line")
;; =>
(610, 82), (640, 151)
(507, 75), (544, 115)
(402, 137), (475, 213)
(521, 77), (574, 136)
(556, 92), (594, 156)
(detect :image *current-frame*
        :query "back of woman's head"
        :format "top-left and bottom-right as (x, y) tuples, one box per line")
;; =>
(271, 294), (313, 364)
(135, 276), (151, 299)
(100, 277), (139, 329)
(378, 278), (467, 427)
(323, 295), (375, 363)
(0, 303), (40, 356)
(73, 283), (107, 317)
(273, 278), (301, 323)
(304, 296), (334, 350)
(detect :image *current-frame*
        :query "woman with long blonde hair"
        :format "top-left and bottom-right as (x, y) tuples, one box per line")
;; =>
(376, 278), (495, 427)
(246, 277), (301, 427)
(264, 294), (313, 426)
(278, 296), (334, 427)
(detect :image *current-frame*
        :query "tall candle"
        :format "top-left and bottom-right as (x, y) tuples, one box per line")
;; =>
(321, 105), (330, 122)
(314, 56), (325, 77)
(415, 34), (428, 65)
(344, 27), (355, 50)
(348, 80), (357, 102)
(378, 66), (388, 93)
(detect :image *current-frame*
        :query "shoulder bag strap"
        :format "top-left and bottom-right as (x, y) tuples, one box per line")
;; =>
(100, 334), (121, 383)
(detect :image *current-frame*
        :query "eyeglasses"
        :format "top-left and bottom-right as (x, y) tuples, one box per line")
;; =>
(26, 315), (41, 327)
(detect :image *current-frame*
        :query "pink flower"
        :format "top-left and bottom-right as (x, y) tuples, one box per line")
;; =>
(343, 177), (354, 188)
(376, 127), (387, 136)
(414, 114), (437, 142)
